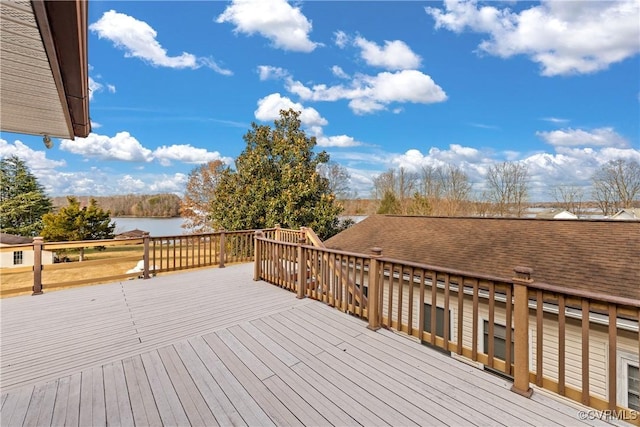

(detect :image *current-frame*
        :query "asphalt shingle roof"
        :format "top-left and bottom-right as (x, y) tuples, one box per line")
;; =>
(0, 233), (33, 245)
(324, 215), (640, 301)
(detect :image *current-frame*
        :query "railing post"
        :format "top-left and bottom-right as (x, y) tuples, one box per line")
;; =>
(32, 237), (43, 295)
(297, 237), (307, 299)
(253, 231), (263, 281)
(275, 224), (281, 241)
(142, 232), (150, 279)
(367, 247), (382, 331)
(219, 229), (226, 268)
(511, 266), (533, 398)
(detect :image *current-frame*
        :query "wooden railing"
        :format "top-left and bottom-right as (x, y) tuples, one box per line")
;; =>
(0, 229), (267, 296)
(255, 236), (640, 421)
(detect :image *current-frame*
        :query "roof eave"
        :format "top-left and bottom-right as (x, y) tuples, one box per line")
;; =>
(31, 0), (90, 139)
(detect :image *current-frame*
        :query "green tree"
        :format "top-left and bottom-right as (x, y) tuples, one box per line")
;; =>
(377, 190), (401, 214)
(41, 197), (115, 261)
(209, 109), (346, 239)
(0, 155), (52, 236)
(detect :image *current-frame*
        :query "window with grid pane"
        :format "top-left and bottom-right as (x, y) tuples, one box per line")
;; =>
(629, 364), (639, 411)
(13, 251), (23, 265)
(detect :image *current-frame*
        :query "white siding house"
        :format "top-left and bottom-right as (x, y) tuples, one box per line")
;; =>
(0, 234), (54, 269)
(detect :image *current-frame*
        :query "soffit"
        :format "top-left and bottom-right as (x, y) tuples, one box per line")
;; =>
(0, 0), (88, 140)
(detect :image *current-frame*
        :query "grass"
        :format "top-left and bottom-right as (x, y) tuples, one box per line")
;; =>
(0, 243), (227, 298)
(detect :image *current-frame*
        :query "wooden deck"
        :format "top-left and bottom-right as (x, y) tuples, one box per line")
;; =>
(0, 263), (622, 426)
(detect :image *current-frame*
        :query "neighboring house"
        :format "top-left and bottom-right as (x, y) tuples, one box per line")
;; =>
(0, 233), (54, 269)
(324, 215), (639, 411)
(611, 208), (640, 220)
(115, 229), (148, 239)
(535, 209), (578, 219)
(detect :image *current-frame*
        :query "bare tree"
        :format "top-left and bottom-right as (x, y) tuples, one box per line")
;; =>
(592, 159), (640, 216)
(180, 160), (226, 233)
(438, 165), (472, 216)
(485, 161), (529, 217)
(550, 185), (585, 217)
(418, 165), (444, 201)
(318, 161), (351, 200)
(372, 167), (417, 214)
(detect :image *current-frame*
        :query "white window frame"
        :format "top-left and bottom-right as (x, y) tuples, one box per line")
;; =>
(13, 250), (23, 265)
(617, 349), (639, 410)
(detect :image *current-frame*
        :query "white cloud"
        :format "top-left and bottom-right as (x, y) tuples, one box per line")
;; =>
(0, 139), (66, 170)
(254, 93), (362, 148)
(88, 77), (102, 101)
(331, 65), (349, 79)
(153, 145), (232, 166)
(199, 58), (233, 76)
(255, 93), (328, 127)
(542, 117), (569, 124)
(354, 36), (422, 70)
(148, 173), (188, 194)
(89, 75), (116, 101)
(91, 121), (102, 129)
(316, 135), (361, 148)
(536, 127), (629, 148)
(117, 175), (147, 193)
(363, 143), (640, 200)
(257, 65), (289, 81)
(60, 132), (154, 162)
(91, 10), (232, 75)
(334, 30), (349, 48)
(426, 0), (640, 76)
(217, 0), (319, 52)
(286, 70), (447, 115)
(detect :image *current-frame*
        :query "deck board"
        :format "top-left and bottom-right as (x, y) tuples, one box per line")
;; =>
(1, 263), (625, 426)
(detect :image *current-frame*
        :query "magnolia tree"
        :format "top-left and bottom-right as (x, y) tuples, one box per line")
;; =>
(208, 109), (349, 239)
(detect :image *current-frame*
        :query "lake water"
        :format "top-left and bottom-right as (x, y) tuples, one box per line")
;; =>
(111, 215), (368, 238)
(111, 217), (187, 237)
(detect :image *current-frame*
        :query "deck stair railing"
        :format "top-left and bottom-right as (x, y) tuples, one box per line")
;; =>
(254, 234), (640, 423)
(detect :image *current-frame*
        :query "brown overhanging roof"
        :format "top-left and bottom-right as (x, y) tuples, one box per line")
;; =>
(32, 0), (90, 138)
(0, 0), (90, 139)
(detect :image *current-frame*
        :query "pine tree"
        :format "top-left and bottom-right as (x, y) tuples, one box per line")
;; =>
(41, 197), (115, 261)
(0, 155), (52, 236)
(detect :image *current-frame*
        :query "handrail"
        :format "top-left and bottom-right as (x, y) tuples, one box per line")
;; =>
(1, 229), (262, 296)
(254, 234), (640, 420)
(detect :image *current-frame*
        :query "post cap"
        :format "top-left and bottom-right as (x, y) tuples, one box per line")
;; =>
(513, 266), (533, 283)
(370, 247), (382, 256)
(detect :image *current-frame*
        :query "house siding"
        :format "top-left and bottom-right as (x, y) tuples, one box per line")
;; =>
(378, 279), (638, 404)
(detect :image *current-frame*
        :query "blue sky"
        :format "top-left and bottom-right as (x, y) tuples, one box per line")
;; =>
(1, 0), (639, 201)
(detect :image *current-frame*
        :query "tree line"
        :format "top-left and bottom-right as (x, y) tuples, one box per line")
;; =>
(2, 110), (639, 249)
(368, 159), (639, 218)
(51, 194), (181, 218)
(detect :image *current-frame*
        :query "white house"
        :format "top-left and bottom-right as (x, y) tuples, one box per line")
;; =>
(0, 234), (54, 269)
(611, 208), (640, 220)
(535, 209), (578, 219)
